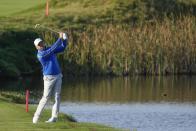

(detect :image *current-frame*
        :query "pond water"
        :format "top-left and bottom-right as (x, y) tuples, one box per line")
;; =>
(60, 102), (196, 131)
(1, 76), (196, 131)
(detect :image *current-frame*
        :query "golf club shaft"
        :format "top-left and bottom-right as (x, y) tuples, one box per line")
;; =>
(35, 24), (60, 34)
(40, 25), (60, 34)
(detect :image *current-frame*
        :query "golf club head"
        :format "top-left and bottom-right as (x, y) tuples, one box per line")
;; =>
(34, 24), (40, 29)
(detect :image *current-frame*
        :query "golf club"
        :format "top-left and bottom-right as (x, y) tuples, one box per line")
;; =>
(34, 24), (60, 34)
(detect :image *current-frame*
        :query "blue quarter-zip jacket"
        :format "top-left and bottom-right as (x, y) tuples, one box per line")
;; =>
(37, 38), (67, 75)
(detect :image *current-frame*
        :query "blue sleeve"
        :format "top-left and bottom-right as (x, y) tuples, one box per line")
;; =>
(38, 38), (62, 58)
(54, 39), (68, 54)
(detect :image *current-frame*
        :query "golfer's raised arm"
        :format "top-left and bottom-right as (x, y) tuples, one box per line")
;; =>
(54, 33), (68, 53)
(38, 33), (65, 58)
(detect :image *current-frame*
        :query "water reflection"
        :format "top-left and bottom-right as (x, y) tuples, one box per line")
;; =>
(1, 76), (196, 103)
(61, 76), (196, 103)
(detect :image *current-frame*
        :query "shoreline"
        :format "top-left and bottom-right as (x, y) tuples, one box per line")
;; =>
(0, 94), (119, 131)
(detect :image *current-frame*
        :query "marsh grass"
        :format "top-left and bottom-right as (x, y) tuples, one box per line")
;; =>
(41, 16), (196, 76)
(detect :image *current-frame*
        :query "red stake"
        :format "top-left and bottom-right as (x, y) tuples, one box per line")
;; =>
(45, 0), (49, 17)
(26, 90), (29, 112)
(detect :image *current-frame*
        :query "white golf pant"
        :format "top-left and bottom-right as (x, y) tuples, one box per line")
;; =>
(34, 74), (62, 119)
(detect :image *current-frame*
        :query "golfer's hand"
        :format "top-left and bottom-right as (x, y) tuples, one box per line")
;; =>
(59, 32), (63, 39)
(63, 33), (67, 40)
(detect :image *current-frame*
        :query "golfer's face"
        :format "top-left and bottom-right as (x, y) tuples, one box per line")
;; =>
(38, 41), (45, 47)
(36, 41), (45, 50)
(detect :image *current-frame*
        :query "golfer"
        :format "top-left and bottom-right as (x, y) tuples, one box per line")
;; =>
(33, 32), (67, 124)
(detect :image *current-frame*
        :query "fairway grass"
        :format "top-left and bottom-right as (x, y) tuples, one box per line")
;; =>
(0, 99), (118, 131)
(0, 0), (45, 16)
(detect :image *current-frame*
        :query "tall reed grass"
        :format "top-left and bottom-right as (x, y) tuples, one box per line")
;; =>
(43, 16), (196, 76)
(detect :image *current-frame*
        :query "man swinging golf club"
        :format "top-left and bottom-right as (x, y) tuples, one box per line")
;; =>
(33, 32), (68, 124)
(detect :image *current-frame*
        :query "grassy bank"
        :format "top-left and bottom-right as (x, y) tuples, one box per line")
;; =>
(0, 95), (118, 131)
(1, 0), (196, 30)
(0, 0), (196, 77)
(0, 0), (45, 17)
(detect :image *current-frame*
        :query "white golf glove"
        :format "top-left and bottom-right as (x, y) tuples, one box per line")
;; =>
(63, 33), (67, 40)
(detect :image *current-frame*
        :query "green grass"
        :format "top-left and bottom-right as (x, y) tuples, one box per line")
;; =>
(0, 0), (194, 30)
(0, 98), (118, 131)
(0, 0), (45, 16)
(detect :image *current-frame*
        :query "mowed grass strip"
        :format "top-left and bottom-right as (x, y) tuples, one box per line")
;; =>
(0, 100), (118, 131)
(0, 0), (45, 16)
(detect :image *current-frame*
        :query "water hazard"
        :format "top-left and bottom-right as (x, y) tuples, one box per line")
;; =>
(58, 76), (196, 131)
